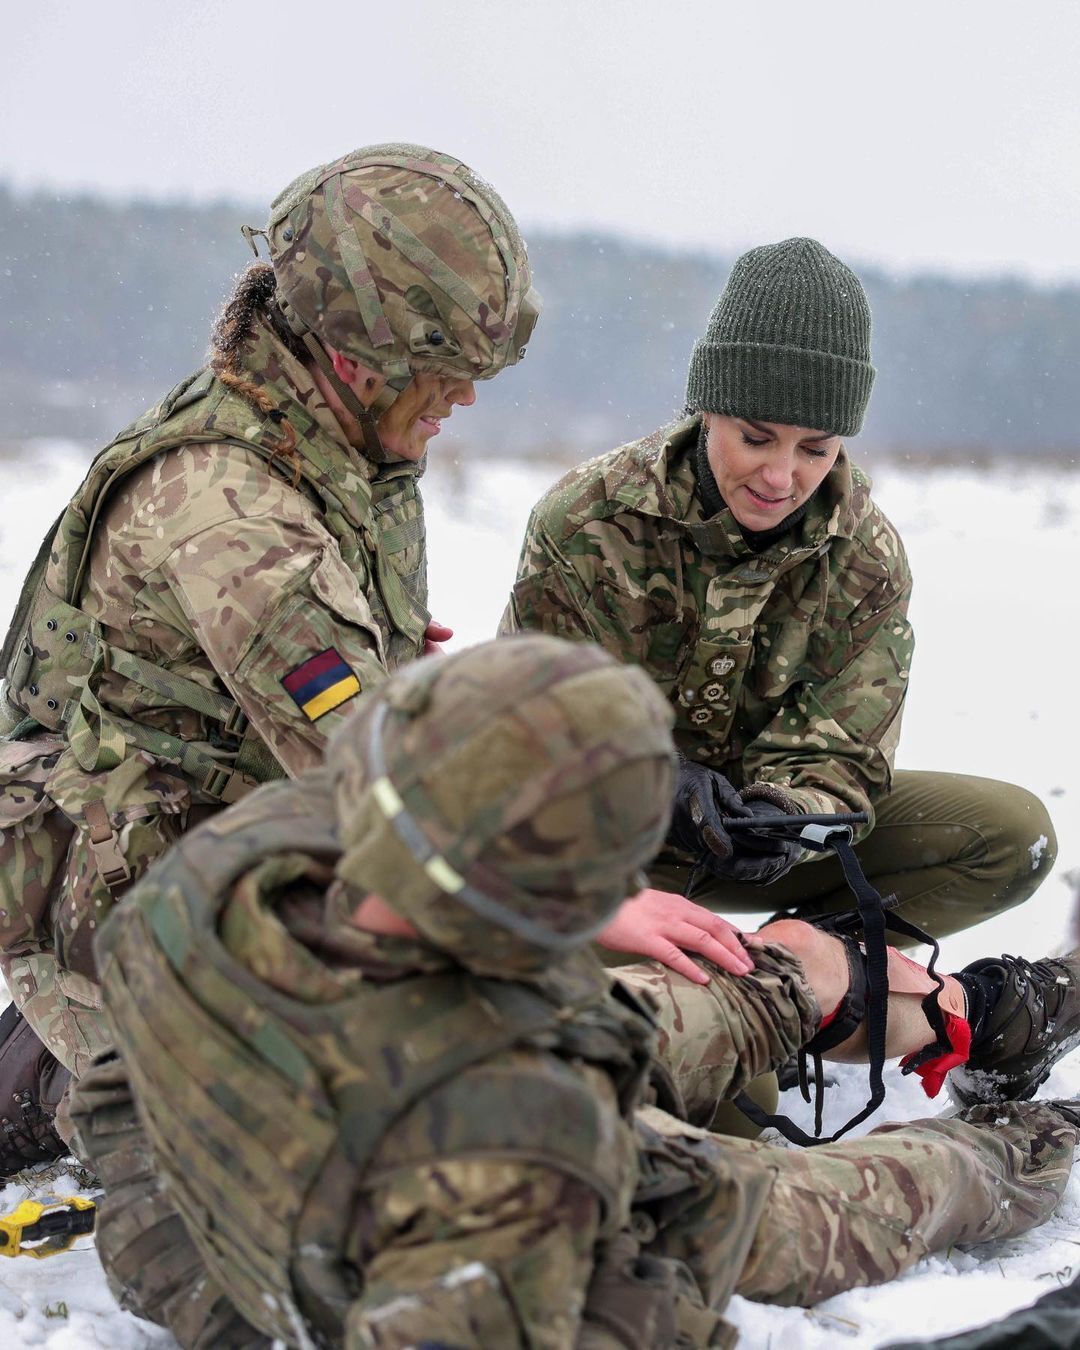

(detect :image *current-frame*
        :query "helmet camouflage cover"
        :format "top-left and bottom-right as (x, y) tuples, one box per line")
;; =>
(267, 142), (540, 392)
(328, 635), (677, 975)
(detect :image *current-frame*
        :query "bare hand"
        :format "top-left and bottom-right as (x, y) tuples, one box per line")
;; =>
(423, 619), (454, 656)
(595, 888), (754, 984)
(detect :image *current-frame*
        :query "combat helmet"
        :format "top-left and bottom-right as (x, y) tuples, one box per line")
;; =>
(328, 635), (676, 975)
(253, 143), (541, 458)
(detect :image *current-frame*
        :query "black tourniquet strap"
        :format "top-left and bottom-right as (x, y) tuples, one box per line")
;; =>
(732, 824), (948, 1147)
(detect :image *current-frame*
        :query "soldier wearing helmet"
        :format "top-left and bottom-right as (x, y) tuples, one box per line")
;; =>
(71, 635), (1080, 1348)
(0, 143), (540, 1162)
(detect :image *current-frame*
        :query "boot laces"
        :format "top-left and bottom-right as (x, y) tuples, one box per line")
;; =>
(991, 954), (1070, 1044)
(1, 1090), (64, 1171)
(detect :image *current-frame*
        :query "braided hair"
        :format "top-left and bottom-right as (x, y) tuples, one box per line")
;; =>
(208, 263), (304, 483)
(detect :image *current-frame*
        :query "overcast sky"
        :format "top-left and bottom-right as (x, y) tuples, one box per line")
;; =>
(4, 1), (1078, 282)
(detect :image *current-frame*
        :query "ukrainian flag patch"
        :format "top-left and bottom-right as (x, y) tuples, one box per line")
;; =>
(282, 648), (361, 721)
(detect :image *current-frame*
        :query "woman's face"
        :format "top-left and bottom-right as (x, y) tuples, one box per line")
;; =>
(376, 371), (477, 462)
(704, 413), (842, 529)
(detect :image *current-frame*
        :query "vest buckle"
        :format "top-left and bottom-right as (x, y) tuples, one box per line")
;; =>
(81, 800), (132, 891)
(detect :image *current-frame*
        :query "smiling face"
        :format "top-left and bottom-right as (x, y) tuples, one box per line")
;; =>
(315, 348), (479, 462)
(703, 413), (842, 529)
(375, 371), (478, 462)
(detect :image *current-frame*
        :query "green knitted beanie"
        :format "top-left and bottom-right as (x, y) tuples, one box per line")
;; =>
(685, 237), (875, 436)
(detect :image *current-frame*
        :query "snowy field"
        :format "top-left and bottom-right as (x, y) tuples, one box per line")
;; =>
(0, 438), (1078, 1348)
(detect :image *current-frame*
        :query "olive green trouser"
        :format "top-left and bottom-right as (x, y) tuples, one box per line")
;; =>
(650, 770), (1058, 942)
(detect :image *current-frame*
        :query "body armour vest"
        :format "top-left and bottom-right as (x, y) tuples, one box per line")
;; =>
(95, 773), (654, 1345)
(0, 360), (429, 804)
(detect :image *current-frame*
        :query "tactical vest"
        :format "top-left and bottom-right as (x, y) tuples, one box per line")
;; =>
(0, 367), (430, 807)
(96, 775), (654, 1346)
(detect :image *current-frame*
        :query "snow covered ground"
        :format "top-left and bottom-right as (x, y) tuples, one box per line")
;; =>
(1, 439), (1078, 1348)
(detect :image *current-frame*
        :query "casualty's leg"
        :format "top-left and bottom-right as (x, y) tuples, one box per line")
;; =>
(616, 921), (969, 1123)
(734, 1099), (1078, 1306)
(631, 1099), (1077, 1313)
(758, 920), (1080, 1106)
(650, 770), (1057, 941)
(615, 939), (820, 1125)
(622, 916), (1080, 1135)
(69, 1050), (269, 1348)
(753, 918), (968, 1065)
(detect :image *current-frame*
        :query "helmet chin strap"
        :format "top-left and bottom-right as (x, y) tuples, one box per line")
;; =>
(276, 289), (414, 463)
(299, 333), (397, 462)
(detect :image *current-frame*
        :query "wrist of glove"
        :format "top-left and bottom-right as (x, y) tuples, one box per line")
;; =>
(667, 763), (803, 886)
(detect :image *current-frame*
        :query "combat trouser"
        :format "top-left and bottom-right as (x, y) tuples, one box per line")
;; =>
(617, 940), (818, 1128)
(622, 939), (1077, 1309)
(633, 1097), (1076, 1313)
(0, 951), (112, 1076)
(648, 770), (1057, 942)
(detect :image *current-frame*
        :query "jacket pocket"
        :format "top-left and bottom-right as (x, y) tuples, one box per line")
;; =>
(0, 734), (75, 958)
(45, 748), (197, 980)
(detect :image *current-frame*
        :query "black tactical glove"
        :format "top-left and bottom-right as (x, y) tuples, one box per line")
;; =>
(719, 797), (803, 885)
(666, 760), (752, 864)
(667, 763), (803, 886)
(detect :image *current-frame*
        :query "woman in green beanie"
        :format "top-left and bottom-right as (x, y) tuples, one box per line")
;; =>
(501, 237), (1056, 945)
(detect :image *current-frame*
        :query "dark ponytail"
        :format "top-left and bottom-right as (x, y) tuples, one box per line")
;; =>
(208, 264), (305, 482)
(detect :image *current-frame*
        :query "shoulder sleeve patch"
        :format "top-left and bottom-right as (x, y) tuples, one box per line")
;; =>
(282, 648), (360, 721)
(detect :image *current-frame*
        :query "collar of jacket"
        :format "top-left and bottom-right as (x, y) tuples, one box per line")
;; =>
(238, 316), (426, 505)
(611, 415), (872, 563)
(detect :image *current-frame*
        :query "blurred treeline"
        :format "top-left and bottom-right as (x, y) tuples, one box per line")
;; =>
(3, 183), (1078, 458)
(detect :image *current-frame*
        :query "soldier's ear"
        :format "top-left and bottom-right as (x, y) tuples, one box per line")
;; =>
(328, 345), (360, 384)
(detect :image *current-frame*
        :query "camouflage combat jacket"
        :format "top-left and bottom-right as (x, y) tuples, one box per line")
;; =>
(0, 318), (429, 975)
(501, 417), (913, 831)
(94, 772), (676, 1348)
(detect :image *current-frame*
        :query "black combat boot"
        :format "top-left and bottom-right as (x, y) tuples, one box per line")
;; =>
(950, 951), (1080, 1106)
(0, 1003), (70, 1176)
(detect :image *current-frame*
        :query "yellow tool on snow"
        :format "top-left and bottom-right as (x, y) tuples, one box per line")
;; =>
(0, 1194), (97, 1258)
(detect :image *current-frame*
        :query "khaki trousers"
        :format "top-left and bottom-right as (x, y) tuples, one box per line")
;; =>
(649, 770), (1057, 942)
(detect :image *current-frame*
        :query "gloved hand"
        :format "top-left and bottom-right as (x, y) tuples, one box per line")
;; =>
(719, 798), (803, 885)
(667, 762), (803, 886)
(666, 760), (752, 864)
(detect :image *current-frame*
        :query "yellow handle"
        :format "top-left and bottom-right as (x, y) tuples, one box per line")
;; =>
(0, 1195), (96, 1259)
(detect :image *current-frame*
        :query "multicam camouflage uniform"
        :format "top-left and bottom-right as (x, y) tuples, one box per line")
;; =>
(500, 417), (1056, 936)
(70, 637), (1079, 1350)
(0, 144), (537, 1077)
(502, 417), (911, 821)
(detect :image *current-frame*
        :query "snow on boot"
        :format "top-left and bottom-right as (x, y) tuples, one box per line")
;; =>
(950, 951), (1080, 1106)
(0, 1003), (70, 1176)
